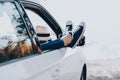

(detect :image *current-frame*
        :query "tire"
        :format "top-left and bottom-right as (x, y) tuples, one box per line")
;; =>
(80, 65), (87, 80)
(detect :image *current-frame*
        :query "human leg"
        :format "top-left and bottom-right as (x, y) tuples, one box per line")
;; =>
(38, 21), (85, 51)
(39, 33), (72, 51)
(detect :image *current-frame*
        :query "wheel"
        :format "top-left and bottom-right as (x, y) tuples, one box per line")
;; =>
(80, 65), (87, 80)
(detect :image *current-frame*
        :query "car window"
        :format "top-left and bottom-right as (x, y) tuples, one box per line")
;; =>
(0, 2), (33, 64)
(25, 10), (57, 42)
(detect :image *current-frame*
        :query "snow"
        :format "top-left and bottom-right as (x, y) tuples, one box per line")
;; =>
(87, 58), (120, 80)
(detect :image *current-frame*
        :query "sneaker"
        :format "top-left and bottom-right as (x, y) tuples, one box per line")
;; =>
(58, 20), (73, 38)
(67, 21), (86, 48)
(65, 20), (73, 32)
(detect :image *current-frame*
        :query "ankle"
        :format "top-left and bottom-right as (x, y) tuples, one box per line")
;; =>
(62, 33), (73, 46)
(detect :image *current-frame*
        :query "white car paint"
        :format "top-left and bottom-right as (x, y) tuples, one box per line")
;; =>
(0, 47), (85, 80)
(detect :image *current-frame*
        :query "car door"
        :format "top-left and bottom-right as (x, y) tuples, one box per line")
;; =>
(0, 0), (66, 80)
(21, 1), (86, 80)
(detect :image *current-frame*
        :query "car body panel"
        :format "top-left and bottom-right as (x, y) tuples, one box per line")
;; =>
(0, 47), (85, 80)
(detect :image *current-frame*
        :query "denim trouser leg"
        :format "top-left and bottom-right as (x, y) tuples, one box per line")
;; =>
(40, 39), (64, 51)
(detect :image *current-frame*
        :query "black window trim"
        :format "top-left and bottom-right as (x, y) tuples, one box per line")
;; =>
(15, 1), (38, 54)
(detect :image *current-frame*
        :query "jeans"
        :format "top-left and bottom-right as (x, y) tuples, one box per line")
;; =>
(40, 39), (64, 51)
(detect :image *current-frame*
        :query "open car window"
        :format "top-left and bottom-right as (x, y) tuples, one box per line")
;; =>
(25, 10), (57, 42)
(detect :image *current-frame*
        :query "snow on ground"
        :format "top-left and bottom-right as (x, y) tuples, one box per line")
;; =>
(83, 40), (120, 80)
(78, 38), (119, 80)
(87, 58), (120, 80)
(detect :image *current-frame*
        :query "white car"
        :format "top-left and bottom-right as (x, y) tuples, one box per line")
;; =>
(0, 0), (87, 80)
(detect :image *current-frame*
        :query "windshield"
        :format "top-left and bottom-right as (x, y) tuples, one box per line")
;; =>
(0, 2), (33, 63)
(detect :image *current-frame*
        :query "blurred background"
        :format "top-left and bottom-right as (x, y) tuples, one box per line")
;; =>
(29, 0), (120, 79)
